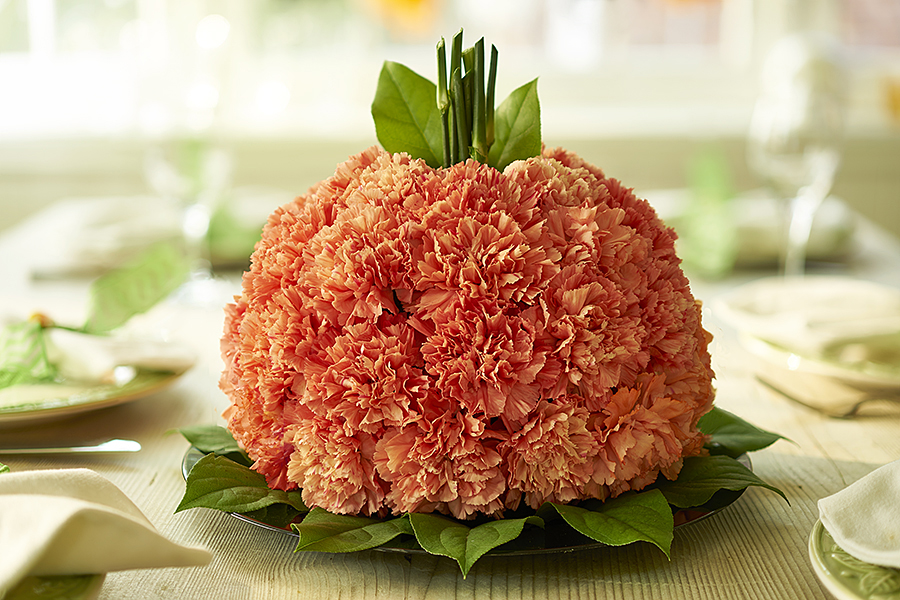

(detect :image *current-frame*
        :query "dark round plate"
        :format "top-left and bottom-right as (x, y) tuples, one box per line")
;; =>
(182, 447), (748, 556)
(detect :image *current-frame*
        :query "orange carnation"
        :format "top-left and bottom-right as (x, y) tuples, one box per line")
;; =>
(220, 146), (715, 519)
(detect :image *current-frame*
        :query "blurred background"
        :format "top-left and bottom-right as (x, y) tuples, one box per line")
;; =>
(0, 0), (898, 278)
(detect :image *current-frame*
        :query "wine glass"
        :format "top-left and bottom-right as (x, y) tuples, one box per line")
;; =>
(144, 136), (233, 305)
(747, 33), (846, 278)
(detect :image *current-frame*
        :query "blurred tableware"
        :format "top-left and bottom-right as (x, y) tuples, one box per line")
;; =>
(144, 137), (233, 308)
(44, 329), (195, 384)
(715, 276), (900, 385)
(4, 573), (106, 600)
(744, 334), (900, 390)
(0, 331), (194, 428)
(756, 374), (900, 419)
(0, 439), (141, 455)
(144, 138), (232, 278)
(747, 33), (846, 277)
(647, 189), (855, 269)
(15, 189), (281, 281)
(0, 469), (210, 598)
(0, 369), (185, 428)
(20, 196), (183, 280)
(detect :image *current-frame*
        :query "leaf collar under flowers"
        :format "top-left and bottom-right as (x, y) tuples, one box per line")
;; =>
(177, 408), (787, 578)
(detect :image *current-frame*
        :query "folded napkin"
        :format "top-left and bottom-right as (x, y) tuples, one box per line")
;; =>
(819, 459), (900, 568)
(0, 468), (211, 596)
(45, 328), (196, 384)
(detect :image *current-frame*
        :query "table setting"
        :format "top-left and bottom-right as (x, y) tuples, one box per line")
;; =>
(1, 30), (900, 600)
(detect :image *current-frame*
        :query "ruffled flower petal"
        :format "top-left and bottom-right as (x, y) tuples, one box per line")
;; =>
(220, 145), (716, 518)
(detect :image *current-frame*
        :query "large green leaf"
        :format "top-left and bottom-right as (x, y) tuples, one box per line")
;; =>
(372, 61), (444, 168)
(292, 508), (413, 553)
(408, 513), (544, 578)
(700, 407), (786, 457)
(176, 453), (307, 514)
(655, 455), (788, 508)
(178, 425), (250, 466)
(0, 320), (57, 390)
(83, 242), (188, 334)
(242, 503), (304, 529)
(487, 78), (541, 171)
(543, 489), (674, 558)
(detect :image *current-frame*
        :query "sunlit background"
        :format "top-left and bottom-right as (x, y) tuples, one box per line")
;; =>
(1, 0), (898, 276)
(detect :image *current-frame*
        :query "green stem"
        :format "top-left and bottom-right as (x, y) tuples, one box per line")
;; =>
(472, 38), (487, 161)
(450, 31), (463, 164)
(450, 30), (463, 78)
(436, 38), (451, 168)
(486, 44), (498, 148)
(462, 47), (475, 147)
(462, 46), (475, 75)
(451, 66), (468, 161)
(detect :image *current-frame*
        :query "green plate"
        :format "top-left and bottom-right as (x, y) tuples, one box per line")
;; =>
(0, 369), (182, 427)
(809, 520), (900, 599)
(4, 574), (105, 600)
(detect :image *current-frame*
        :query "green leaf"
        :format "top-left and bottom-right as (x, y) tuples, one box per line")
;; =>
(292, 508), (413, 553)
(655, 455), (788, 508)
(176, 453), (307, 514)
(83, 242), (189, 334)
(0, 320), (57, 390)
(372, 61), (444, 168)
(242, 503), (305, 529)
(0, 462), (9, 474)
(487, 78), (541, 171)
(699, 407), (786, 458)
(178, 425), (250, 466)
(544, 489), (674, 558)
(408, 513), (543, 577)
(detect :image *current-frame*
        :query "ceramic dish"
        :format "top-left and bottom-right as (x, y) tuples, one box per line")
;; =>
(4, 574), (105, 600)
(0, 368), (183, 428)
(714, 276), (900, 389)
(741, 334), (900, 390)
(809, 519), (900, 600)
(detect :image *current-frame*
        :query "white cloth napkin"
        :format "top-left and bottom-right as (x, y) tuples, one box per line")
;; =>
(0, 468), (211, 596)
(819, 459), (900, 568)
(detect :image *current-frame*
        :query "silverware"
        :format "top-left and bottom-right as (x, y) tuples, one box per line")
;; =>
(0, 439), (141, 455)
(756, 375), (900, 418)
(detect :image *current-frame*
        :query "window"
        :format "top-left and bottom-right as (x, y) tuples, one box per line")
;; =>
(0, 0), (897, 138)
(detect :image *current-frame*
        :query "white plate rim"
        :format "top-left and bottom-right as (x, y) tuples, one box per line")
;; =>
(741, 334), (900, 389)
(0, 369), (184, 428)
(809, 520), (863, 600)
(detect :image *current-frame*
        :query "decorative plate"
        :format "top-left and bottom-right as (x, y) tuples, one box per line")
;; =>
(4, 574), (105, 600)
(809, 519), (900, 600)
(0, 368), (183, 428)
(741, 334), (900, 390)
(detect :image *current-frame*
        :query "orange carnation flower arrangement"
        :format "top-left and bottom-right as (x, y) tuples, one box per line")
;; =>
(220, 37), (715, 520)
(180, 31), (783, 574)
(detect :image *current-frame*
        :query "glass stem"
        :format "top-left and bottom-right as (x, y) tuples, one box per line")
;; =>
(182, 201), (212, 281)
(782, 189), (821, 278)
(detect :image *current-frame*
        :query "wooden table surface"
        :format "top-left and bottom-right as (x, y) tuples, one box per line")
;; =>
(1, 212), (899, 600)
